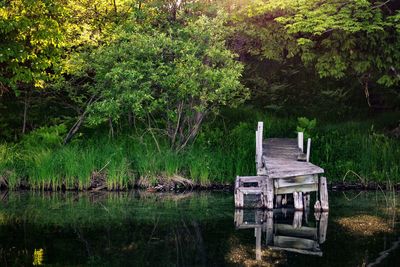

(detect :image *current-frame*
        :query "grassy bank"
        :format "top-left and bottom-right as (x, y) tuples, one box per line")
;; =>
(0, 111), (399, 190)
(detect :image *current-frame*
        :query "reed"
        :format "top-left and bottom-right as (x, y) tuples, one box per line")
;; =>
(0, 111), (399, 190)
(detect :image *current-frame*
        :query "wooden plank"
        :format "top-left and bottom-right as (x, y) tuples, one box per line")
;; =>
(274, 175), (317, 188)
(276, 183), (318, 195)
(275, 224), (317, 239)
(259, 138), (324, 178)
(273, 235), (318, 250)
(261, 158), (324, 178)
(237, 176), (266, 187)
(268, 246), (322, 257)
(237, 187), (262, 194)
(320, 176), (329, 211)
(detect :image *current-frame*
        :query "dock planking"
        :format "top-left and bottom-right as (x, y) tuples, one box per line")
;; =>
(259, 138), (324, 179)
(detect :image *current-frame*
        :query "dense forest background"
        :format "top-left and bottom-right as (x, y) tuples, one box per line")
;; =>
(0, 0), (399, 190)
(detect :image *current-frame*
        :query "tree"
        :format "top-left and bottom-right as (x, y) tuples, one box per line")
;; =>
(233, 0), (400, 107)
(82, 15), (248, 150)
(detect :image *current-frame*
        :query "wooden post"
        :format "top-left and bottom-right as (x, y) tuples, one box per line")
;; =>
(234, 209), (243, 227)
(234, 176), (240, 208)
(275, 195), (282, 208)
(255, 130), (259, 164)
(319, 177), (329, 211)
(282, 194), (287, 205)
(255, 227), (262, 260)
(256, 122), (264, 169)
(316, 212), (328, 244)
(306, 138), (311, 162)
(298, 132), (304, 152)
(303, 193), (310, 208)
(293, 211), (303, 228)
(265, 211), (273, 245)
(265, 177), (274, 209)
(293, 191), (303, 210)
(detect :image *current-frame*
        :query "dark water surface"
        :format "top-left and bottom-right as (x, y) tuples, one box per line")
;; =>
(0, 190), (399, 266)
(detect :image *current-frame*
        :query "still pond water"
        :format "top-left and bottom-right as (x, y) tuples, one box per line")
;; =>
(0, 190), (399, 266)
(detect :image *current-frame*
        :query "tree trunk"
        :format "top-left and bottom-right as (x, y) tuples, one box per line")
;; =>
(63, 95), (96, 144)
(113, 0), (117, 13)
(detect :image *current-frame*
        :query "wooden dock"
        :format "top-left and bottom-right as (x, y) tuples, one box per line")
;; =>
(234, 122), (329, 211)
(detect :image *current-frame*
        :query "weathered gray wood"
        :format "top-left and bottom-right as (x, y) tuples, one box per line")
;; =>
(318, 212), (328, 244)
(268, 246), (322, 256)
(298, 132), (304, 152)
(273, 235), (317, 250)
(303, 193), (311, 208)
(255, 227), (262, 260)
(265, 211), (273, 245)
(293, 211), (303, 228)
(265, 178), (274, 209)
(314, 200), (321, 211)
(259, 138), (324, 178)
(234, 209), (243, 227)
(293, 192), (304, 210)
(319, 176), (329, 211)
(306, 138), (311, 162)
(274, 175), (317, 188)
(275, 224), (317, 240)
(275, 183), (318, 195)
(234, 176), (240, 208)
(282, 194), (288, 205)
(256, 122), (264, 169)
(255, 130), (259, 164)
(237, 176), (265, 187)
(237, 187), (262, 195)
(275, 195), (282, 208)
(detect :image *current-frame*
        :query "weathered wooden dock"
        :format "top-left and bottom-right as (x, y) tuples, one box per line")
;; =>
(234, 122), (329, 211)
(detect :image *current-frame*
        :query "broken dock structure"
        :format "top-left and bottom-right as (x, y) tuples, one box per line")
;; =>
(234, 122), (329, 211)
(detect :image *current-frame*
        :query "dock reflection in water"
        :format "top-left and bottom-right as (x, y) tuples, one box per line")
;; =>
(234, 209), (328, 259)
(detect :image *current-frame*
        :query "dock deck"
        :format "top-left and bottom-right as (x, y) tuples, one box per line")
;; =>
(259, 138), (324, 178)
(234, 122), (328, 211)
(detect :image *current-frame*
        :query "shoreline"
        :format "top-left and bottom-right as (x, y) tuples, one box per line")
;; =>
(1, 180), (399, 192)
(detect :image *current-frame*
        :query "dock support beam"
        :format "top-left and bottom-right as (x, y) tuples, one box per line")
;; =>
(293, 191), (304, 211)
(256, 122), (264, 169)
(264, 178), (274, 210)
(319, 177), (329, 211)
(298, 132), (304, 152)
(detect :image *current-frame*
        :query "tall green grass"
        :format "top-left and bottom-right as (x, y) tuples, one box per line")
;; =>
(0, 111), (399, 190)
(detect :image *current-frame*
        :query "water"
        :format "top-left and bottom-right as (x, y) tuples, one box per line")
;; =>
(0, 190), (399, 266)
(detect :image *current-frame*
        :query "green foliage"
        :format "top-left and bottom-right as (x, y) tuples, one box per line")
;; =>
(0, 0), (66, 92)
(82, 15), (248, 148)
(296, 117), (316, 139)
(235, 0), (400, 106)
